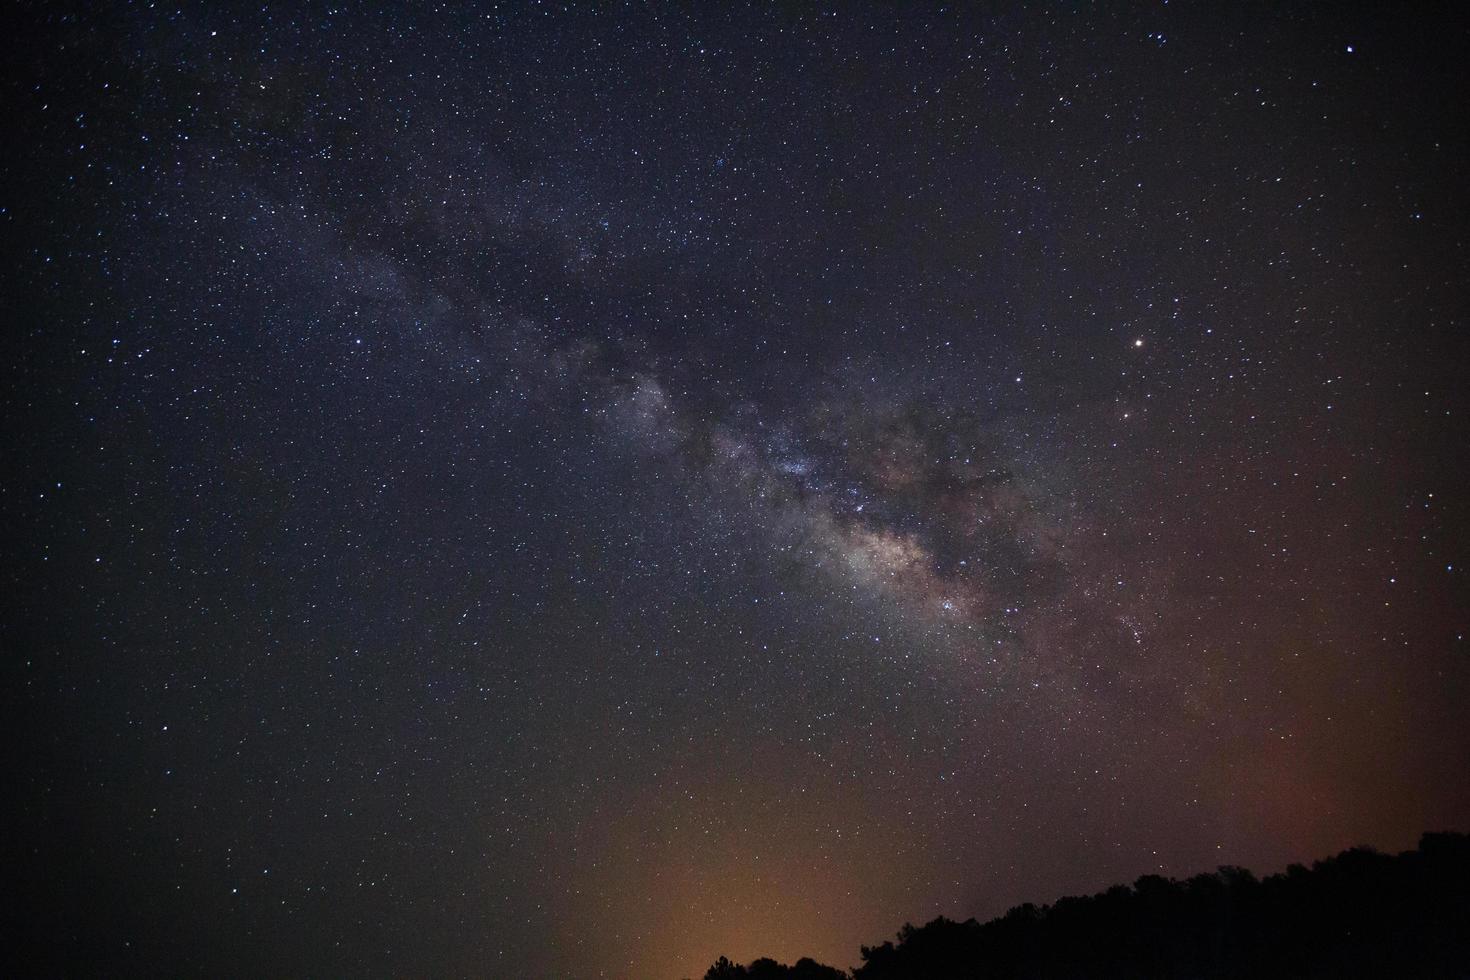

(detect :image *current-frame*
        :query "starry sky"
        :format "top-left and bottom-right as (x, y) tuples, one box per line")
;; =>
(7, 3), (1469, 977)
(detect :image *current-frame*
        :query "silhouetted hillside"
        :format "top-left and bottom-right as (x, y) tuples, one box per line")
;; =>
(701, 832), (1470, 979)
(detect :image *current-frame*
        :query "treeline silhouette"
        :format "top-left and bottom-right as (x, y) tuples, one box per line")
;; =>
(700, 832), (1470, 979)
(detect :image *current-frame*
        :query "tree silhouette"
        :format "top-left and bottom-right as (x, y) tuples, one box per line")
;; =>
(703, 831), (1469, 979)
(703, 953), (848, 980)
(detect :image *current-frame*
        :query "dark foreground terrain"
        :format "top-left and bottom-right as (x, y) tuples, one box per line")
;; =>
(702, 832), (1470, 979)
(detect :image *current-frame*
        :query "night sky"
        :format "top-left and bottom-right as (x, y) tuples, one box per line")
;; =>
(7, 3), (1469, 977)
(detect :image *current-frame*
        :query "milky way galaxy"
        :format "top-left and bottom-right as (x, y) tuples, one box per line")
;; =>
(8, 4), (1469, 978)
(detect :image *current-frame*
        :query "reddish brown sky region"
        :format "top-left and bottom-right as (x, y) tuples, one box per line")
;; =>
(10, 3), (1467, 977)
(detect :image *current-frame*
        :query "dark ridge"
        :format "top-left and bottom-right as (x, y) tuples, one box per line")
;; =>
(699, 831), (1470, 979)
